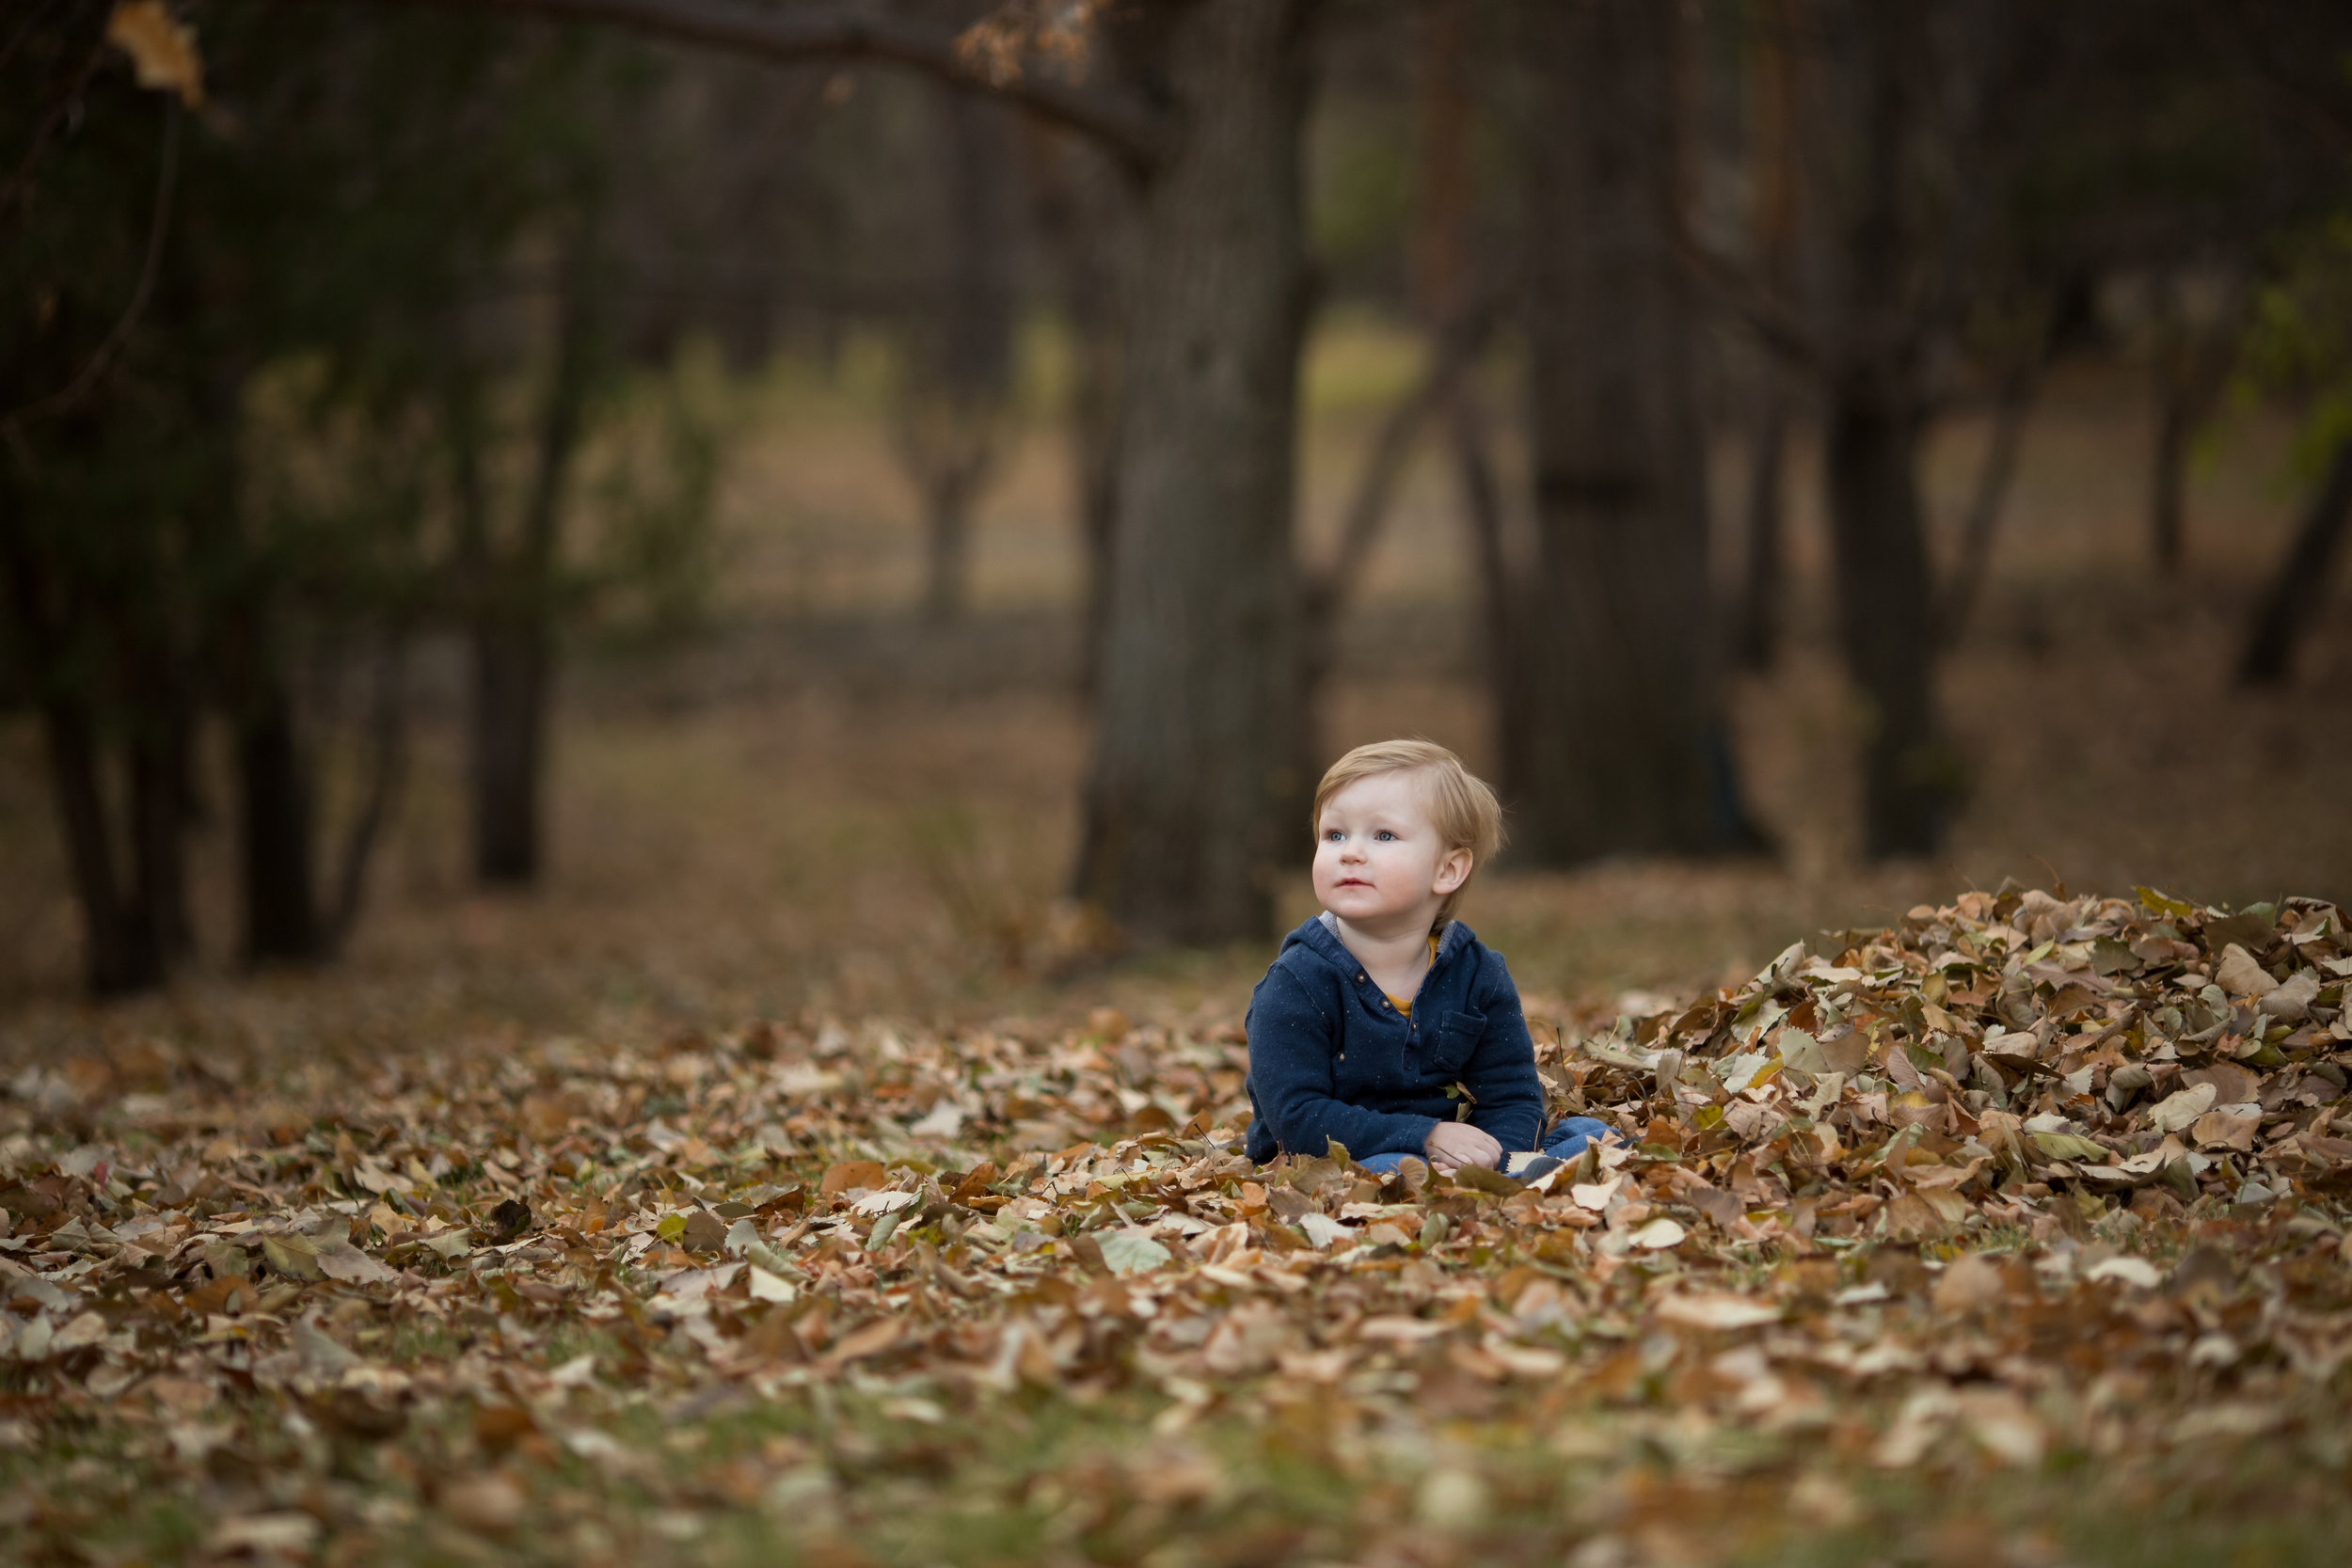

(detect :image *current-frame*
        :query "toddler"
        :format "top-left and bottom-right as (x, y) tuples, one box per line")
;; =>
(1244, 738), (1614, 1179)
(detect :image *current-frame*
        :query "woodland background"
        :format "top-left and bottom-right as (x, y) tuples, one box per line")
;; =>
(5, 0), (2349, 1043)
(6, 5), (2352, 1566)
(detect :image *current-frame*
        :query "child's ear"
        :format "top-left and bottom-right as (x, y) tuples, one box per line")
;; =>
(1433, 847), (1472, 895)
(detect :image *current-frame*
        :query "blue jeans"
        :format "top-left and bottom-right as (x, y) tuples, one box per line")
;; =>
(1354, 1116), (1619, 1177)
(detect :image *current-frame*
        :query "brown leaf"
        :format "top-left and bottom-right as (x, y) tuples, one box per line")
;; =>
(1931, 1254), (2005, 1315)
(441, 1474), (527, 1536)
(105, 1), (204, 106)
(820, 1160), (887, 1196)
(2184, 1061), (2259, 1105)
(2214, 944), (2278, 998)
(679, 1210), (728, 1254)
(183, 1275), (256, 1317)
(828, 1318), (903, 1363)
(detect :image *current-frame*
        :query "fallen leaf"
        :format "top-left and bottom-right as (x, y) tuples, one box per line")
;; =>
(1097, 1230), (1171, 1275)
(1629, 1217), (1686, 1250)
(106, 0), (204, 105)
(1655, 1293), (1778, 1329)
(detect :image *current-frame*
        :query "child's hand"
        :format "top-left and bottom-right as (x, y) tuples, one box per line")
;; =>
(1422, 1121), (1502, 1172)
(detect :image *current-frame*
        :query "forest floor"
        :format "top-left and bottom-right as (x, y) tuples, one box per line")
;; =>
(2, 351), (2350, 1562)
(0, 883), (2349, 1568)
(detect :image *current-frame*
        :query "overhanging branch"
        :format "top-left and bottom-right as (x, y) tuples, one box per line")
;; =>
(364, 0), (1167, 170)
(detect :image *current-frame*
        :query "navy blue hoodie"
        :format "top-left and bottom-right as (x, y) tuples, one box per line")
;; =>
(1244, 913), (1544, 1164)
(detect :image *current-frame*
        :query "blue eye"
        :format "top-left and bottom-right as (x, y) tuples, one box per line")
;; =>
(1324, 829), (1343, 841)
(1375, 830), (1396, 841)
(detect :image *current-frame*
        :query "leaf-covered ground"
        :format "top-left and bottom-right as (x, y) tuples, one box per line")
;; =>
(4, 884), (2351, 1566)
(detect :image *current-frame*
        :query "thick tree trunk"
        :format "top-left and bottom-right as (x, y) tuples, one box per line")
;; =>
(1825, 375), (1945, 856)
(2237, 435), (2352, 687)
(1818, 1), (1950, 859)
(469, 618), (549, 882)
(1735, 0), (1800, 674)
(1505, 0), (1733, 863)
(1073, 0), (1315, 945)
(236, 681), (325, 964)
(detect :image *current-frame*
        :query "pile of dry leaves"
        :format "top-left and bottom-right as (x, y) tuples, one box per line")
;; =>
(1, 885), (2348, 1564)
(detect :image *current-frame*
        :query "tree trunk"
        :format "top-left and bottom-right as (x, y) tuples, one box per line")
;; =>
(1448, 387), (1526, 793)
(469, 617), (549, 883)
(236, 679), (325, 964)
(2147, 271), (2241, 578)
(0, 461), (163, 995)
(48, 706), (160, 994)
(906, 87), (1017, 624)
(130, 708), (196, 963)
(1933, 363), (2039, 649)
(1818, 1), (1949, 859)
(1735, 0), (1800, 674)
(1825, 374), (1945, 855)
(1505, 0), (1734, 863)
(1073, 0), (1316, 945)
(469, 229), (592, 886)
(1022, 126), (1131, 698)
(919, 477), (978, 624)
(2238, 435), (2352, 687)
(2150, 385), (2192, 577)
(1735, 388), (1788, 673)
(326, 636), (410, 951)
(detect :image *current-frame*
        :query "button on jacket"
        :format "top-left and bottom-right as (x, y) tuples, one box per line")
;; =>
(1244, 914), (1544, 1164)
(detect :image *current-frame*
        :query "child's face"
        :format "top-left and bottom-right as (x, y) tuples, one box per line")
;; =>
(1311, 770), (1472, 932)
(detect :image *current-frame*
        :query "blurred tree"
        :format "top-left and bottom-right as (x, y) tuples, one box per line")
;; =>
(3, 2), (724, 990)
(889, 84), (1019, 625)
(1732, 0), (1800, 673)
(1072, 0), (1317, 943)
(2236, 215), (2352, 686)
(3, 5), (215, 991)
(445, 0), (1313, 944)
(1503, 0), (1754, 863)
(2147, 269), (2246, 577)
(1020, 120), (1130, 696)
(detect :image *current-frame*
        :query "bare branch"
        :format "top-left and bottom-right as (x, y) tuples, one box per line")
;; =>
(366, 0), (1166, 170)
(1303, 293), (1500, 629)
(1674, 223), (1825, 374)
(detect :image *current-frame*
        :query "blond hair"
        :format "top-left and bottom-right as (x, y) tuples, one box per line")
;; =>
(1311, 738), (1505, 925)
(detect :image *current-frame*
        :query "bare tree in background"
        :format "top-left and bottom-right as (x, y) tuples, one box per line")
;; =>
(1021, 123), (1130, 696)
(892, 86), (1020, 624)
(2147, 268), (2244, 577)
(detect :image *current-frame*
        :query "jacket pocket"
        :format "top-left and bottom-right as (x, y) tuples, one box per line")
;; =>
(1422, 1010), (1486, 1075)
